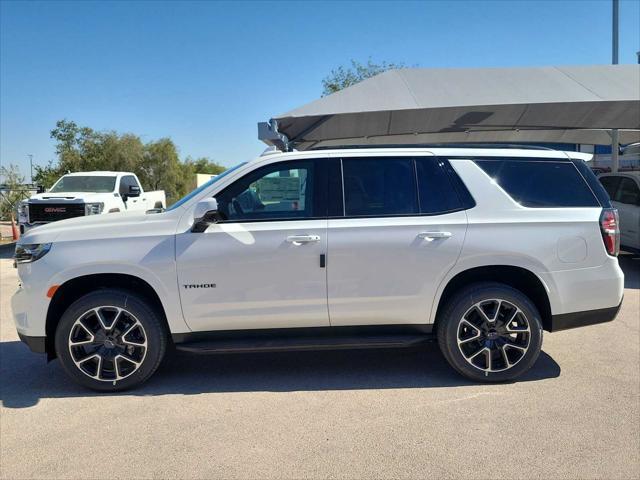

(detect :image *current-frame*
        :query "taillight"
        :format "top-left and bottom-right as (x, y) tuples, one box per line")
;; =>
(600, 208), (620, 257)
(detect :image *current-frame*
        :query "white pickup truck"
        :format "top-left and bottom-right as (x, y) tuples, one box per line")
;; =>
(18, 171), (165, 234)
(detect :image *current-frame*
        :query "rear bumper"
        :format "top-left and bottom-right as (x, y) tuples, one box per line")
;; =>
(18, 332), (47, 354)
(549, 299), (623, 332)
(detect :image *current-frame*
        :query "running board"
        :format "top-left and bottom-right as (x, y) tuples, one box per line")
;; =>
(174, 334), (434, 355)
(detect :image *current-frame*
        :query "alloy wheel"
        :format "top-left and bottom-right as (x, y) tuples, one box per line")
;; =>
(68, 306), (147, 382)
(456, 299), (531, 373)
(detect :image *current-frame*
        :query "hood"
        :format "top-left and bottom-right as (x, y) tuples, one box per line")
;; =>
(19, 209), (178, 245)
(28, 192), (113, 202)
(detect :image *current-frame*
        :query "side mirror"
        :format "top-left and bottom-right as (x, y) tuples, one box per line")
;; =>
(128, 185), (141, 197)
(36, 185), (45, 194)
(191, 198), (221, 233)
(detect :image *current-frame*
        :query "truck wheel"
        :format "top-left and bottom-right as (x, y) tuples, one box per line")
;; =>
(54, 289), (167, 391)
(154, 201), (164, 209)
(437, 282), (543, 382)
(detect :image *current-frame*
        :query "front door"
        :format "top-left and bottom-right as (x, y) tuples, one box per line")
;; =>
(176, 159), (330, 332)
(327, 156), (468, 326)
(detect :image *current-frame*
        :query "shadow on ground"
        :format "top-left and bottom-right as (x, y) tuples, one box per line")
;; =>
(0, 243), (15, 260)
(0, 342), (561, 409)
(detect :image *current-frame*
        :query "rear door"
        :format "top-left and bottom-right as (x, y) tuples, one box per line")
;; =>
(613, 177), (640, 249)
(326, 155), (469, 326)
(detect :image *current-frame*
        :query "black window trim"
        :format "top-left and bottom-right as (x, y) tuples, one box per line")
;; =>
(212, 155), (477, 223)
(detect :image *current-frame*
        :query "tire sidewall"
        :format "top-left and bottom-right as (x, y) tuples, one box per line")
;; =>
(439, 283), (543, 382)
(54, 289), (166, 392)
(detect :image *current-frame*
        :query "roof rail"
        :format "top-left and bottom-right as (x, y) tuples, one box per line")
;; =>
(308, 143), (560, 151)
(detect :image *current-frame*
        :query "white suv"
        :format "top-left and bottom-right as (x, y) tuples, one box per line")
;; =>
(11, 148), (624, 391)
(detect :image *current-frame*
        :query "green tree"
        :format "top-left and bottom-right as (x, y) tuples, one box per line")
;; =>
(140, 138), (184, 204)
(184, 157), (226, 176)
(45, 119), (227, 206)
(0, 164), (28, 220)
(179, 157), (226, 197)
(33, 160), (65, 190)
(321, 59), (405, 96)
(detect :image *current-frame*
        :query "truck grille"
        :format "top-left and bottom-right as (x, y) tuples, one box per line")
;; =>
(29, 203), (86, 223)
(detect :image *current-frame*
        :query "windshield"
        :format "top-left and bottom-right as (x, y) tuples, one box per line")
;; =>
(166, 162), (247, 211)
(50, 175), (117, 193)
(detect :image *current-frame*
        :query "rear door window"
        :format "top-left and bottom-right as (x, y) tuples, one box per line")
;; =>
(342, 158), (418, 216)
(475, 159), (599, 207)
(615, 178), (640, 206)
(598, 176), (622, 199)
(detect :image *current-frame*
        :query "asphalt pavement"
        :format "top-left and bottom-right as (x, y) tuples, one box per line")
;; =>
(1, 247), (638, 479)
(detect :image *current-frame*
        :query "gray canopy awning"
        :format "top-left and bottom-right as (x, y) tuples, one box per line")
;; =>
(260, 65), (640, 150)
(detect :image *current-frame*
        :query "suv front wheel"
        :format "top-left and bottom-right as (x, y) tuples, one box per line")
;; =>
(54, 289), (167, 391)
(437, 282), (543, 382)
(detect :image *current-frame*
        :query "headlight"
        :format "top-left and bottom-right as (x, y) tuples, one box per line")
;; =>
(14, 243), (52, 264)
(85, 203), (104, 215)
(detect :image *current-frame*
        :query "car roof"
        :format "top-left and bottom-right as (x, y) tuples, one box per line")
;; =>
(64, 171), (132, 176)
(599, 171), (640, 179)
(257, 147), (592, 162)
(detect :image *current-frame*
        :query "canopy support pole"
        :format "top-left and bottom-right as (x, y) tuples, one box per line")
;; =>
(611, 130), (620, 172)
(611, 0), (619, 172)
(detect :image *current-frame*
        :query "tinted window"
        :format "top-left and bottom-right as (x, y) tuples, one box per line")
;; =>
(615, 178), (640, 205)
(476, 160), (599, 207)
(217, 160), (316, 221)
(415, 158), (462, 214)
(599, 176), (622, 199)
(50, 175), (116, 193)
(342, 158), (418, 216)
(573, 159), (612, 208)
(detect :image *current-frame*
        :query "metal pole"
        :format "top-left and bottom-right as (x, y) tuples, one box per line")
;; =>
(612, 0), (619, 64)
(611, 0), (619, 172)
(28, 154), (33, 184)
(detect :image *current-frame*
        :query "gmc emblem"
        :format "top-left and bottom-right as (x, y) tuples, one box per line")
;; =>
(44, 207), (66, 213)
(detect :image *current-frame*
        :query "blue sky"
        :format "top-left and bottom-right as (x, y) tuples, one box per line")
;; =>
(1, 0), (639, 178)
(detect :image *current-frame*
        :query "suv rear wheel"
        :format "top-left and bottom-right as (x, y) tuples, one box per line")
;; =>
(54, 289), (167, 391)
(437, 282), (543, 382)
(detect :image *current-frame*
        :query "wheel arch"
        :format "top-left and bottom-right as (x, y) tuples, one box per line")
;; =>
(432, 265), (553, 333)
(45, 273), (170, 358)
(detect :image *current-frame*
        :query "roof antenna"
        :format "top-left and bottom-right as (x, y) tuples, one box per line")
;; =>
(258, 119), (290, 151)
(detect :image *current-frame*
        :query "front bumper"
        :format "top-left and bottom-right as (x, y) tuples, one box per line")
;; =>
(549, 299), (623, 332)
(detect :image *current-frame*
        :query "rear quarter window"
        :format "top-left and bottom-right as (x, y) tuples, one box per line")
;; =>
(476, 159), (600, 208)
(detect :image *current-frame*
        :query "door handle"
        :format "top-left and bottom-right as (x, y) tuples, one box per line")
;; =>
(418, 231), (452, 240)
(286, 235), (321, 245)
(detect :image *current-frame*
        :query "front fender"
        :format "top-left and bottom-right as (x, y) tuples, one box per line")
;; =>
(45, 236), (190, 334)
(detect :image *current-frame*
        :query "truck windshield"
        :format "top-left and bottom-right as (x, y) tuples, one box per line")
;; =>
(50, 176), (117, 193)
(166, 162), (247, 211)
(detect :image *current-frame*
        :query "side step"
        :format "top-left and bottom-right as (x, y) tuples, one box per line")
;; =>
(174, 334), (433, 355)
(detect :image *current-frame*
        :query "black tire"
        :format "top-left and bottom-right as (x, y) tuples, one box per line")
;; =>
(437, 282), (543, 382)
(54, 289), (167, 392)
(154, 201), (164, 209)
